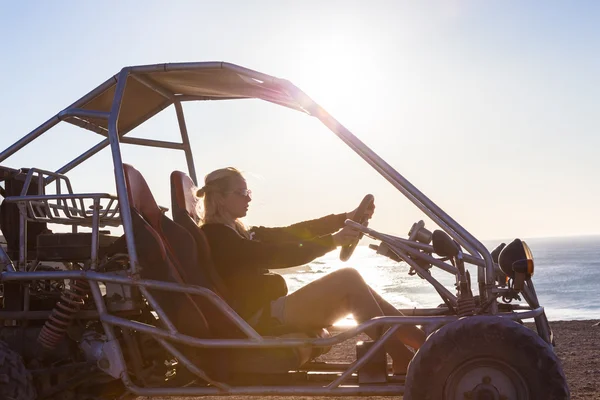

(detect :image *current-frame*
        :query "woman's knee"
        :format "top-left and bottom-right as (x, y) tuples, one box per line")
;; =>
(330, 268), (381, 319)
(332, 267), (366, 286)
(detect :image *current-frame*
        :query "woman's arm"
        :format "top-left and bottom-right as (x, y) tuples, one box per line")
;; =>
(250, 213), (347, 243)
(202, 223), (336, 274)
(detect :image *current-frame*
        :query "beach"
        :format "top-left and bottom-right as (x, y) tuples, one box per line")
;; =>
(147, 319), (599, 400)
(550, 320), (600, 399)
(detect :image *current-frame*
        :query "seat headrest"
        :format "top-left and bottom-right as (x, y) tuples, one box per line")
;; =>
(123, 164), (162, 228)
(170, 171), (201, 223)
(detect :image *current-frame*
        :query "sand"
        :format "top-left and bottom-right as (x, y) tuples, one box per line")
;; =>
(144, 319), (599, 400)
(550, 320), (600, 399)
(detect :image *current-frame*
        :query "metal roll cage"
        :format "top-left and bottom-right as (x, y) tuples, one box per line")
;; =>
(0, 62), (548, 396)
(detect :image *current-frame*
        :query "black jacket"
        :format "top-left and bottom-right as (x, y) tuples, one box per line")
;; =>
(201, 213), (346, 319)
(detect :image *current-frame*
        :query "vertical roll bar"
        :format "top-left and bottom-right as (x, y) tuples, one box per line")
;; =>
(107, 68), (139, 275)
(89, 198), (100, 270)
(18, 213), (27, 270)
(174, 101), (198, 185)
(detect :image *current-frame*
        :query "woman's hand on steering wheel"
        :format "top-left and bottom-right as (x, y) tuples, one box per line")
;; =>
(332, 226), (362, 247)
(346, 201), (375, 223)
(339, 194), (375, 261)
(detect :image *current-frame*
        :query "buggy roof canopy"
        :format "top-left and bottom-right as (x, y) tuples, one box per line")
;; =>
(0, 61), (318, 183)
(65, 62), (310, 136)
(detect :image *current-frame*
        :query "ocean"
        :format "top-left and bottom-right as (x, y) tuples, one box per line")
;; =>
(1, 234), (597, 321)
(278, 235), (600, 323)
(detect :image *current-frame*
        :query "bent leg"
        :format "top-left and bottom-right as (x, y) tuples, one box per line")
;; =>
(280, 268), (415, 373)
(281, 267), (379, 330)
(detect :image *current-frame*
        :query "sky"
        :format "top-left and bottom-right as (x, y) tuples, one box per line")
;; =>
(1, 1), (599, 243)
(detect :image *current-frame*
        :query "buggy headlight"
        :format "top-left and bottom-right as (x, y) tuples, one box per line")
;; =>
(498, 239), (534, 290)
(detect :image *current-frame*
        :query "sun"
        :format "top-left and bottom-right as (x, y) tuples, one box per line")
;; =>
(282, 32), (385, 124)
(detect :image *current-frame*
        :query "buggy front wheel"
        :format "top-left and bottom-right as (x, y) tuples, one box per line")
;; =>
(403, 316), (569, 400)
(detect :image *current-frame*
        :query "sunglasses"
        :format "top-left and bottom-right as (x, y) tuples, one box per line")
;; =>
(231, 189), (252, 199)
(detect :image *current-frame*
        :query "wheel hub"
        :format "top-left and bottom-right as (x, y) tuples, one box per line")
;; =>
(464, 377), (501, 400)
(445, 358), (528, 400)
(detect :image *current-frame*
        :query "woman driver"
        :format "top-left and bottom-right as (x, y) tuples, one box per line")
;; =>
(198, 167), (425, 373)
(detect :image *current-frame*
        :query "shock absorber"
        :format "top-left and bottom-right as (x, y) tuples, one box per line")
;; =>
(457, 294), (477, 316)
(456, 270), (476, 317)
(38, 279), (90, 349)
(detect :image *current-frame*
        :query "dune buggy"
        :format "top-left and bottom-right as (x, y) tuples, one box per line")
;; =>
(0, 62), (568, 399)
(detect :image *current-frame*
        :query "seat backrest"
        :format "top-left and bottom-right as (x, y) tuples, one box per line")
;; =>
(169, 170), (201, 224)
(170, 171), (234, 302)
(123, 164), (211, 337)
(170, 170), (243, 337)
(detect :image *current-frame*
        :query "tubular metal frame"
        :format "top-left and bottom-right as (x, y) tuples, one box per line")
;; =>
(1, 270), (543, 396)
(0, 61), (553, 395)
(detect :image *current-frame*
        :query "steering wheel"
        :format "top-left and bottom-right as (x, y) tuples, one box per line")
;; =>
(340, 194), (375, 262)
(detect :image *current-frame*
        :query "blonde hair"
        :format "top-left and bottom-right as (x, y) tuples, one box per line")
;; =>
(196, 167), (250, 238)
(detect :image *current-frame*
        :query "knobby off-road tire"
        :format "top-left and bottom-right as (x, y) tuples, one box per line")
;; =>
(0, 340), (36, 400)
(403, 316), (569, 400)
